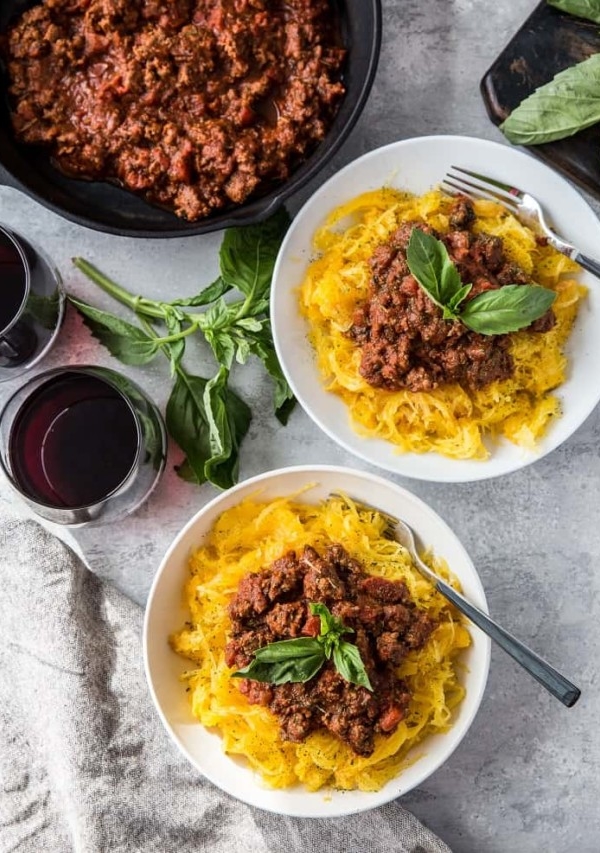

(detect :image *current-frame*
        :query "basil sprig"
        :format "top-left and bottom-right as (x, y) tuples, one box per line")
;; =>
(231, 602), (373, 691)
(69, 210), (295, 490)
(406, 228), (556, 335)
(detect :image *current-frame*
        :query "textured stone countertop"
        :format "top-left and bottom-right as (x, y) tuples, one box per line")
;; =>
(1, 1), (599, 851)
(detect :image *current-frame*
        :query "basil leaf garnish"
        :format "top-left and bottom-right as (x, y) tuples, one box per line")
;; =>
(501, 53), (600, 145)
(231, 653), (326, 685)
(310, 602), (352, 638)
(447, 283), (473, 314)
(405, 228), (556, 335)
(333, 641), (373, 692)
(254, 638), (324, 661)
(406, 228), (463, 310)
(231, 603), (372, 691)
(459, 285), (556, 335)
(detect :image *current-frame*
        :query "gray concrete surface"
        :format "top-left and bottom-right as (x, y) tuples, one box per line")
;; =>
(1, 1), (598, 850)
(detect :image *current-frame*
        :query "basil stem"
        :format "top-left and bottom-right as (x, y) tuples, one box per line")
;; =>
(70, 211), (295, 489)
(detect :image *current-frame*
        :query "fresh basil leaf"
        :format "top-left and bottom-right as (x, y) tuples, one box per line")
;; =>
(310, 602), (337, 636)
(447, 283), (473, 313)
(243, 295), (270, 318)
(202, 367), (252, 489)
(25, 290), (61, 330)
(548, 0), (600, 24)
(166, 369), (211, 486)
(235, 317), (264, 333)
(219, 208), (291, 301)
(309, 603), (352, 641)
(168, 277), (232, 307)
(406, 229), (463, 308)
(69, 297), (159, 365)
(459, 284), (556, 335)
(246, 329), (296, 424)
(205, 330), (236, 369)
(234, 335), (251, 365)
(202, 298), (234, 332)
(174, 458), (203, 485)
(333, 641), (373, 691)
(501, 53), (600, 145)
(254, 637), (323, 661)
(232, 653), (325, 685)
(164, 310), (185, 374)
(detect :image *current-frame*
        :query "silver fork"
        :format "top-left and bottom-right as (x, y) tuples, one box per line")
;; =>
(332, 494), (581, 708)
(442, 166), (600, 280)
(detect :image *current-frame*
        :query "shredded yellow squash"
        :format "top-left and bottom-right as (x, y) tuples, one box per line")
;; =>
(299, 188), (586, 459)
(170, 494), (470, 792)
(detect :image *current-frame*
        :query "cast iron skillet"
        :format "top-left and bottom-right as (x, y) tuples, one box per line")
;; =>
(0, 0), (381, 238)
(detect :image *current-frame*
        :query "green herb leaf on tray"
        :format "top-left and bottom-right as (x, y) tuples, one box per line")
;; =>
(459, 284), (557, 334)
(547, 0), (600, 25)
(500, 53), (600, 145)
(406, 228), (556, 335)
(232, 603), (372, 690)
(71, 210), (295, 490)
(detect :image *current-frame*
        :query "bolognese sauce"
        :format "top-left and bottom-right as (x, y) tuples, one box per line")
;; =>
(4, 0), (346, 220)
(225, 543), (435, 757)
(349, 196), (556, 393)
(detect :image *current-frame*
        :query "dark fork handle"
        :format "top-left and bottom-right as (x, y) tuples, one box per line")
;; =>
(437, 578), (581, 708)
(573, 252), (600, 280)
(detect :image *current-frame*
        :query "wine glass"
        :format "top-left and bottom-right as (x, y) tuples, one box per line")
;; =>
(0, 365), (167, 526)
(0, 224), (65, 379)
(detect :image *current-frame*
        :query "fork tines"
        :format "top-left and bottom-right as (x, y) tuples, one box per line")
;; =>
(442, 166), (521, 212)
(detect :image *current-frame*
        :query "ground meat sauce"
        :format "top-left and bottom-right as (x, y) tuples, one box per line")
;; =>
(4, 0), (346, 221)
(349, 196), (556, 393)
(225, 543), (435, 757)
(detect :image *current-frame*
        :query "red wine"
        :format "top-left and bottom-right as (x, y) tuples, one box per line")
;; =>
(0, 229), (27, 332)
(9, 372), (140, 508)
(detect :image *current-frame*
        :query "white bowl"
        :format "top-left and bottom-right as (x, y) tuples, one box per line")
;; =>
(271, 135), (600, 482)
(144, 465), (491, 817)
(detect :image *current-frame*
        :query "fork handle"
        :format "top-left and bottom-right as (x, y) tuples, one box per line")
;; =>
(572, 251), (600, 280)
(436, 578), (581, 708)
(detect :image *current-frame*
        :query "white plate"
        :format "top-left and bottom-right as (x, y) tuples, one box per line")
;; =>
(271, 135), (600, 482)
(144, 465), (490, 817)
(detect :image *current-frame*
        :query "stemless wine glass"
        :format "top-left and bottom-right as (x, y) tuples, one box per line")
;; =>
(0, 365), (167, 526)
(0, 224), (65, 380)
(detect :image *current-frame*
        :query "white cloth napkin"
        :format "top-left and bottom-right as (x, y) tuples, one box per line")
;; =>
(0, 514), (451, 853)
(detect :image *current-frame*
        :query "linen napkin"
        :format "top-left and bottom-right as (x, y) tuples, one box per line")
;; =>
(0, 513), (451, 853)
